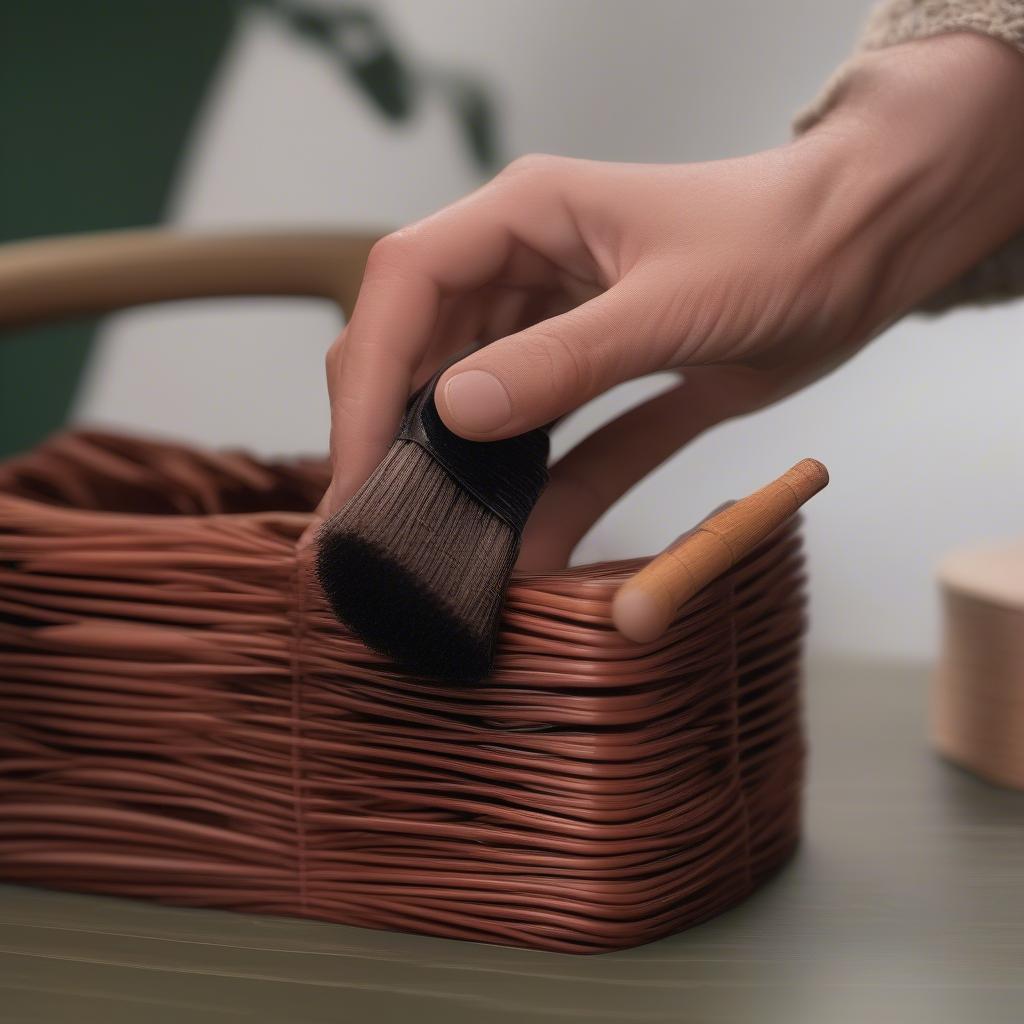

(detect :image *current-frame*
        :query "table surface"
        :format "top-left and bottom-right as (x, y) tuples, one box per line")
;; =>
(2, 658), (1023, 1024)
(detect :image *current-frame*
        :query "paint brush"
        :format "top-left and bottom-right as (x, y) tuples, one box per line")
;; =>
(316, 371), (549, 682)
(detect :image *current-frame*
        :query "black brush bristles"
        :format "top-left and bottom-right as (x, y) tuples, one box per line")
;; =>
(316, 374), (549, 683)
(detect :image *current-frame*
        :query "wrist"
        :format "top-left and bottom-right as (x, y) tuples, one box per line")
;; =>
(798, 33), (1024, 317)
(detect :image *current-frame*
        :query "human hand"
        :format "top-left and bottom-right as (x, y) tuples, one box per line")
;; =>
(318, 32), (1024, 567)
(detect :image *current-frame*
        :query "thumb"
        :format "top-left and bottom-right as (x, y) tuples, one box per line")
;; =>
(434, 282), (666, 439)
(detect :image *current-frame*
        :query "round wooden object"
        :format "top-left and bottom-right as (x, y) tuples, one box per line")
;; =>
(934, 539), (1024, 790)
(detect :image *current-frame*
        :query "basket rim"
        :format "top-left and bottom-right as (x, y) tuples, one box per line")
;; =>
(0, 428), (803, 592)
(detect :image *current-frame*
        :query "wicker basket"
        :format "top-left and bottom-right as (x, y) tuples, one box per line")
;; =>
(0, 232), (808, 954)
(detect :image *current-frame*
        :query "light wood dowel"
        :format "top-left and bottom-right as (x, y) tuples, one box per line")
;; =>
(0, 229), (381, 329)
(613, 458), (829, 643)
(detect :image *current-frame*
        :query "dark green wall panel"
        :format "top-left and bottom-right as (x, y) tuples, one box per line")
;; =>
(0, 1), (236, 456)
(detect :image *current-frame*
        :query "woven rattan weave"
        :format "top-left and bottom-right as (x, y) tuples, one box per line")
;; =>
(0, 429), (807, 953)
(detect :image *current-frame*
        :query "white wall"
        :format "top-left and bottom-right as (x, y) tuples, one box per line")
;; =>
(74, 1), (1024, 659)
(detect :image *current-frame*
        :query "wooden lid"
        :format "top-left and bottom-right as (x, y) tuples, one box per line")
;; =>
(938, 538), (1024, 611)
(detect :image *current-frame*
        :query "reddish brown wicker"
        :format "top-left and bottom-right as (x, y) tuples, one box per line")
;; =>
(0, 428), (807, 954)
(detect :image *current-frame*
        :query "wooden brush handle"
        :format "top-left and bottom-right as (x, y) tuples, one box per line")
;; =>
(0, 229), (381, 329)
(613, 458), (829, 643)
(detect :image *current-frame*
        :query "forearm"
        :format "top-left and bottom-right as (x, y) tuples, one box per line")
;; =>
(801, 31), (1024, 319)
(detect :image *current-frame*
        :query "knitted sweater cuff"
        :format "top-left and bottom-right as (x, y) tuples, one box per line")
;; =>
(794, 0), (1024, 312)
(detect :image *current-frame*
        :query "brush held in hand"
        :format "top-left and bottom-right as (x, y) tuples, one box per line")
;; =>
(316, 373), (549, 682)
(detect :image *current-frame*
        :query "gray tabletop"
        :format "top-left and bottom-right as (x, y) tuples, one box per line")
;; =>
(2, 657), (1023, 1024)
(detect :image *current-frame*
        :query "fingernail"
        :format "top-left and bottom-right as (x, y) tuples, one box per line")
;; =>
(443, 370), (512, 435)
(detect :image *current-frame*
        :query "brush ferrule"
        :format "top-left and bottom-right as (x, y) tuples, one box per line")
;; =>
(397, 374), (549, 536)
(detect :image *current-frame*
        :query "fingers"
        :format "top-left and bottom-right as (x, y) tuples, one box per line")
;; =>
(434, 277), (669, 440)
(323, 165), (586, 515)
(517, 376), (709, 570)
(516, 366), (796, 570)
(324, 215), (507, 512)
